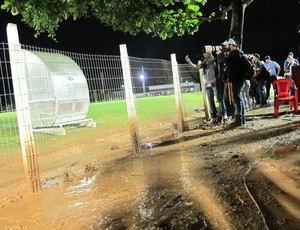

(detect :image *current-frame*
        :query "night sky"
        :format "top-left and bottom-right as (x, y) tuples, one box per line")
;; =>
(0, 0), (299, 66)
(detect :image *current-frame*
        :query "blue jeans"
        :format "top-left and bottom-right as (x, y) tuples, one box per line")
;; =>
(231, 80), (245, 124)
(205, 85), (218, 118)
(257, 80), (266, 105)
(216, 81), (228, 118)
(242, 80), (251, 110)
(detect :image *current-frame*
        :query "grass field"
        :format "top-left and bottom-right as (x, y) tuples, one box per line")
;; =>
(88, 92), (203, 127)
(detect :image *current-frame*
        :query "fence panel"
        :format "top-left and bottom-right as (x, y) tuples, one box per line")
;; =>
(130, 57), (203, 147)
(178, 64), (204, 124)
(0, 41), (203, 194)
(0, 42), (25, 190)
(20, 45), (133, 186)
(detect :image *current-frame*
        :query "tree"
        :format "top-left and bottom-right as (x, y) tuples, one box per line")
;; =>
(1, 0), (254, 47)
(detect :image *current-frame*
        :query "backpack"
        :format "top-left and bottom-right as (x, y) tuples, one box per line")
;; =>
(241, 55), (254, 80)
(256, 63), (270, 80)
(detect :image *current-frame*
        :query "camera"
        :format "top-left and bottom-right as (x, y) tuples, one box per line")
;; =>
(245, 54), (253, 60)
(202, 45), (222, 53)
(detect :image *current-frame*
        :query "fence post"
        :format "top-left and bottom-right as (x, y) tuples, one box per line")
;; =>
(6, 23), (41, 192)
(171, 54), (185, 132)
(119, 44), (141, 153)
(198, 61), (210, 121)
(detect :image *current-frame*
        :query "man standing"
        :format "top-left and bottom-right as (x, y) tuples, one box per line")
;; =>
(252, 53), (267, 107)
(284, 54), (298, 78)
(185, 52), (219, 124)
(215, 49), (229, 124)
(284, 52), (299, 74)
(222, 38), (246, 127)
(264, 55), (281, 104)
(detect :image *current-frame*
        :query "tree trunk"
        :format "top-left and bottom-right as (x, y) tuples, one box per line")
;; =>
(229, 0), (246, 49)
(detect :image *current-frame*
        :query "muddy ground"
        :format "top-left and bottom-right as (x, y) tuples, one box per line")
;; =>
(0, 105), (300, 230)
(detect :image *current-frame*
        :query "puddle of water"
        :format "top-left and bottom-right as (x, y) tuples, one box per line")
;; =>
(65, 174), (98, 196)
(0, 149), (223, 229)
(48, 151), (189, 227)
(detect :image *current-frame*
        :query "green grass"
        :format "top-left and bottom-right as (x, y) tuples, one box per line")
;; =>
(88, 92), (203, 126)
(1, 92), (203, 152)
(0, 112), (19, 143)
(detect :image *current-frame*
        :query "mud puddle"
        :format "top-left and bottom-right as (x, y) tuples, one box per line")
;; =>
(0, 149), (221, 229)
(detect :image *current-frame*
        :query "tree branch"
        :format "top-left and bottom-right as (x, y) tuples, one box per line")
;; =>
(198, 0), (254, 24)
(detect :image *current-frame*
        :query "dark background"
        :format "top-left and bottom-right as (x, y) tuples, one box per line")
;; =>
(0, 0), (300, 66)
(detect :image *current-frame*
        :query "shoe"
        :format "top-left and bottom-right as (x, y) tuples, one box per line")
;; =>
(221, 117), (228, 125)
(207, 117), (218, 125)
(259, 104), (268, 108)
(227, 121), (243, 128)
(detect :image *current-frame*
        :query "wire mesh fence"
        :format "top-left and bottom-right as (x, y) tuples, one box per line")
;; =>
(0, 42), (24, 189)
(0, 41), (203, 195)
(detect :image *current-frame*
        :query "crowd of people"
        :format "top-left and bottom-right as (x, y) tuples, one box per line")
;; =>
(185, 38), (300, 128)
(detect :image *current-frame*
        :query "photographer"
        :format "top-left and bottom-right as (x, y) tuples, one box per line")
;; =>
(222, 38), (246, 127)
(185, 49), (227, 124)
(215, 48), (230, 123)
(185, 51), (219, 124)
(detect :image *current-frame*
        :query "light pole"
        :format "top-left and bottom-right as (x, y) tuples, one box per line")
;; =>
(140, 66), (146, 95)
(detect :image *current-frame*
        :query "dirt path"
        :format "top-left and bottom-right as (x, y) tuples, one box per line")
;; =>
(0, 107), (300, 229)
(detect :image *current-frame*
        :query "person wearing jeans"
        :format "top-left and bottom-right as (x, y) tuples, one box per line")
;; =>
(205, 82), (218, 121)
(264, 55), (281, 104)
(216, 51), (229, 123)
(185, 51), (219, 124)
(242, 80), (252, 111)
(252, 53), (267, 107)
(222, 38), (246, 127)
(231, 79), (246, 124)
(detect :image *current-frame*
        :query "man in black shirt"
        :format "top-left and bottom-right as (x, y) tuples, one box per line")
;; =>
(222, 38), (246, 127)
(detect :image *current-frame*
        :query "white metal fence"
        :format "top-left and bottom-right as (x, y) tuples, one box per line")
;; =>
(0, 25), (203, 195)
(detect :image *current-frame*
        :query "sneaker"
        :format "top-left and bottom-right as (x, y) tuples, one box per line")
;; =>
(221, 116), (228, 125)
(207, 117), (218, 125)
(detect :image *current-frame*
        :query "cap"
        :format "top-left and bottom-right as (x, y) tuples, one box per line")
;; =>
(265, 55), (270, 59)
(221, 40), (228, 46)
(222, 38), (236, 46)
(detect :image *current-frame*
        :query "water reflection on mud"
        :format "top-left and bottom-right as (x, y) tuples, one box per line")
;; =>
(66, 175), (98, 195)
(55, 149), (210, 229)
(0, 146), (231, 229)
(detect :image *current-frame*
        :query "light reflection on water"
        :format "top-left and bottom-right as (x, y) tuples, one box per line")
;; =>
(47, 150), (197, 227)
(65, 174), (98, 196)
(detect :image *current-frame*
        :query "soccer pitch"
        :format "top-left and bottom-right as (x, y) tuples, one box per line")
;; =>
(0, 92), (203, 152)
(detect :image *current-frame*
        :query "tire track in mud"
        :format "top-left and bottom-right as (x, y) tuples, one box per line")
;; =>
(150, 114), (300, 229)
(91, 114), (300, 229)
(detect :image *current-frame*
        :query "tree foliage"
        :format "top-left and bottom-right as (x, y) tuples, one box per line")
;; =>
(1, 0), (253, 43)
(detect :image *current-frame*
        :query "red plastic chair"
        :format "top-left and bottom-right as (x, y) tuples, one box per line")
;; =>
(273, 78), (298, 117)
